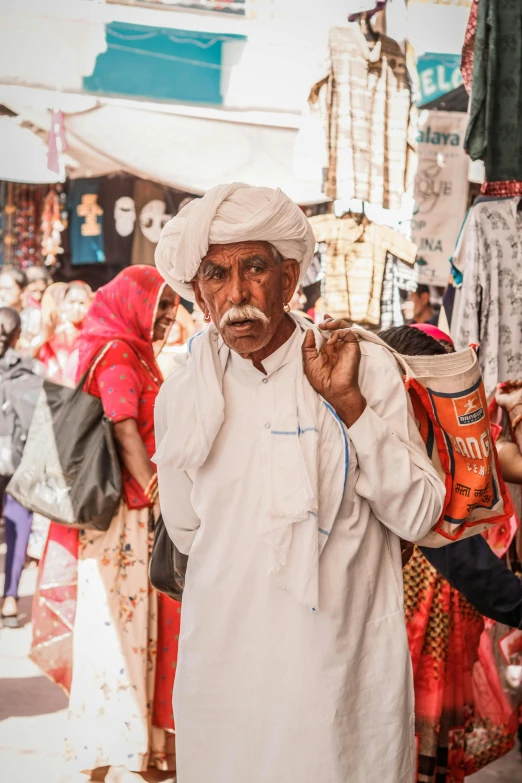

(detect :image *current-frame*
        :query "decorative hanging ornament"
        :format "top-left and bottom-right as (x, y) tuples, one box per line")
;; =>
(47, 110), (68, 175)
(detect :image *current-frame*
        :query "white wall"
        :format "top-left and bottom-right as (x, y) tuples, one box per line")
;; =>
(0, 0), (467, 117)
(0, 0), (343, 114)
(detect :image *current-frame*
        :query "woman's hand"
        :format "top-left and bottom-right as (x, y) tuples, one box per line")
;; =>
(496, 380), (522, 414)
(302, 321), (366, 428)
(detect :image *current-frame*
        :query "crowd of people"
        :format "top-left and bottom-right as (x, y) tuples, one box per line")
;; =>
(0, 184), (521, 783)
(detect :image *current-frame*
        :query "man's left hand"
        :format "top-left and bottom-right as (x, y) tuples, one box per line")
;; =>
(302, 319), (366, 428)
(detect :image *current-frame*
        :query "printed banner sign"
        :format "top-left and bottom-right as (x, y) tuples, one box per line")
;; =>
(412, 110), (469, 286)
(417, 53), (463, 106)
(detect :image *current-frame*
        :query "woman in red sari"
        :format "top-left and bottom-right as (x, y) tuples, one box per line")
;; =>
(31, 267), (180, 783)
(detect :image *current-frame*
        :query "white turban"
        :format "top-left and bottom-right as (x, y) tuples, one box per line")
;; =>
(155, 182), (317, 301)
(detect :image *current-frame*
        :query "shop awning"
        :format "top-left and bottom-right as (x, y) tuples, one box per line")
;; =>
(2, 92), (325, 204)
(63, 103), (324, 203)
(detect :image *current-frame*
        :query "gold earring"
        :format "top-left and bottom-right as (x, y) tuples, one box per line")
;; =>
(204, 313), (211, 323)
(283, 303), (290, 313)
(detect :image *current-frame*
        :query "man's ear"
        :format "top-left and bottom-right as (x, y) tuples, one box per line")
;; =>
(282, 259), (300, 304)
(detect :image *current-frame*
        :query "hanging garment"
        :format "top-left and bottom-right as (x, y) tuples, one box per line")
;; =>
(309, 24), (415, 209)
(67, 178), (106, 265)
(132, 182), (191, 267)
(464, 0), (522, 196)
(132, 181), (172, 267)
(381, 253), (419, 329)
(455, 199), (522, 396)
(310, 213), (417, 325)
(99, 174), (136, 273)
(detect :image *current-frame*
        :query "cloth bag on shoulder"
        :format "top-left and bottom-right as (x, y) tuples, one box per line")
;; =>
(354, 329), (512, 547)
(7, 345), (122, 531)
(149, 513), (186, 603)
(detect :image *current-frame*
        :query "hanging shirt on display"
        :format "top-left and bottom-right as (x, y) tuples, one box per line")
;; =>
(132, 181), (172, 267)
(455, 198), (522, 396)
(68, 178), (106, 265)
(464, 0), (522, 196)
(99, 174), (136, 273)
(310, 213), (417, 325)
(309, 24), (415, 209)
(380, 253), (418, 329)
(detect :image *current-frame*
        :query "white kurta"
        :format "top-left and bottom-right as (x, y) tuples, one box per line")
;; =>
(156, 329), (444, 783)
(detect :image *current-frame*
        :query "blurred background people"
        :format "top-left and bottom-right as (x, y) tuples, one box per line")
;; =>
(190, 303), (206, 332)
(0, 307), (42, 627)
(0, 267), (28, 312)
(24, 265), (51, 307)
(289, 284), (306, 312)
(407, 283), (439, 325)
(37, 281), (92, 386)
(31, 266), (180, 783)
(20, 266), (52, 346)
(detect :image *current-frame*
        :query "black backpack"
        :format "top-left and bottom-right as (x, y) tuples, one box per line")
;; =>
(0, 350), (42, 477)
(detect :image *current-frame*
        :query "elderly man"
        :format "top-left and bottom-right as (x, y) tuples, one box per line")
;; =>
(154, 183), (445, 783)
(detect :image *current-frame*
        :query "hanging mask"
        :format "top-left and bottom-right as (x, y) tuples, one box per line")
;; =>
(114, 196), (136, 238)
(139, 200), (172, 244)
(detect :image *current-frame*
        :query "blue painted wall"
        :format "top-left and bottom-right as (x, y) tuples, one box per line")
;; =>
(84, 22), (244, 105)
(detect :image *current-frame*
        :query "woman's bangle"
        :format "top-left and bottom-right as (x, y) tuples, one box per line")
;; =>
(144, 473), (159, 504)
(510, 413), (522, 432)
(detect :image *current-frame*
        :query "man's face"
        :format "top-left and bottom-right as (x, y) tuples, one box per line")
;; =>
(193, 241), (299, 357)
(0, 274), (22, 309)
(410, 291), (429, 321)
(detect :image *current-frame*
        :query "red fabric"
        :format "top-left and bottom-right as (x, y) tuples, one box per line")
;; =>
(38, 332), (81, 386)
(461, 0), (479, 94)
(481, 180), (522, 197)
(405, 549), (519, 782)
(77, 265), (164, 382)
(26, 295), (41, 310)
(153, 594), (181, 732)
(88, 340), (159, 509)
(77, 265), (165, 508)
(30, 523), (79, 695)
(410, 322), (454, 347)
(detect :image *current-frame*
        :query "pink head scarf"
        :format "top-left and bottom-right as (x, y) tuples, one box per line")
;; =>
(410, 323), (454, 347)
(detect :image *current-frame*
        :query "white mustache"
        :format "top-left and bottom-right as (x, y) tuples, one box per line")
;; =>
(219, 305), (269, 330)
